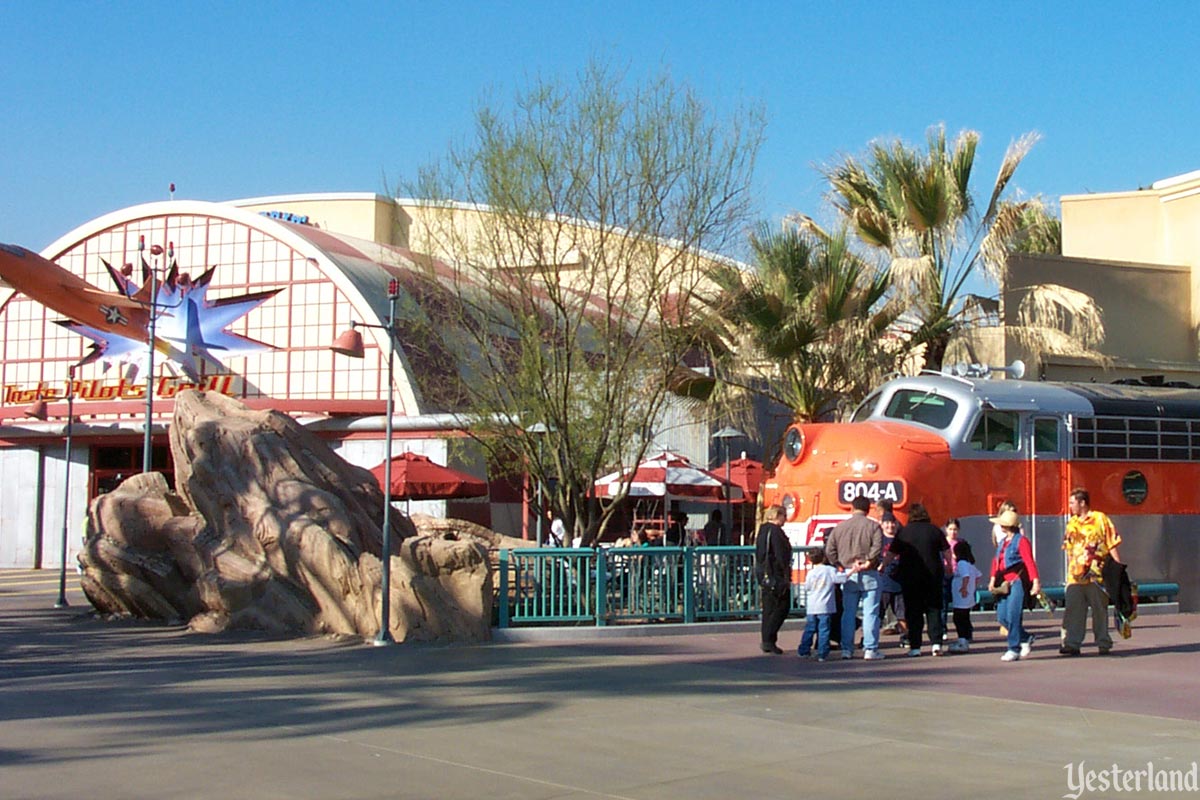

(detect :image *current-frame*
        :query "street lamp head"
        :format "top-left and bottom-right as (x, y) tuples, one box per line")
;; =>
(24, 399), (48, 420)
(330, 327), (366, 358)
(711, 426), (745, 442)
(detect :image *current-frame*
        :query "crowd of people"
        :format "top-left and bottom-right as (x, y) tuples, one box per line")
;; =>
(755, 488), (1125, 663)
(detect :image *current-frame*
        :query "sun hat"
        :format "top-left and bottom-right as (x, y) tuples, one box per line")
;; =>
(989, 509), (1020, 528)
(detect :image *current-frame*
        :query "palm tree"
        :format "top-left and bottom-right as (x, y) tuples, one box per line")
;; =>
(824, 125), (1043, 371)
(698, 222), (899, 422)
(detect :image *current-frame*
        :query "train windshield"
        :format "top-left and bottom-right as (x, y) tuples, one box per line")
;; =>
(851, 390), (882, 422)
(883, 389), (959, 429)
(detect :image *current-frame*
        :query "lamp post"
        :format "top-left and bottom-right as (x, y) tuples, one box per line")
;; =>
(526, 422), (549, 546)
(56, 365), (77, 608)
(141, 238), (174, 476)
(711, 426), (744, 545)
(332, 278), (400, 645)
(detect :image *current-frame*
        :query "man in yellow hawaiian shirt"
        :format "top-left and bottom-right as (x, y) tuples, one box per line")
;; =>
(1060, 488), (1123, 656)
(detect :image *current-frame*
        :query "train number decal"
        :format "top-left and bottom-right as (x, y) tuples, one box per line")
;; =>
(837, 479), (905, 507)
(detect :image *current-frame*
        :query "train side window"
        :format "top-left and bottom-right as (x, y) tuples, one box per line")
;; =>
(1034, 418), (1060, 453)
(967, 410), (1020, 452)
(883, 390), (958, 429)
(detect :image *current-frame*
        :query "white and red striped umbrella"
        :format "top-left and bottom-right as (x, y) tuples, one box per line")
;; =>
(594, 451), (743, 500)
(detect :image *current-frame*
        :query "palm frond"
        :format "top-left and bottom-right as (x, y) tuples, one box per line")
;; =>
(984, 131), (1040, 220)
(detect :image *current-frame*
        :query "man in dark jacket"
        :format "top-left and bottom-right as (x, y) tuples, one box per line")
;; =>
(888, 503), (949, 656)
(755, 505), (791, 654)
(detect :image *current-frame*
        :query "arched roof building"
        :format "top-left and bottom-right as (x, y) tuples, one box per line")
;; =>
(0, 193), (731, 568)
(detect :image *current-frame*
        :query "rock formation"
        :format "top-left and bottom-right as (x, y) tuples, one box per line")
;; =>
(79, 390), (493, 643)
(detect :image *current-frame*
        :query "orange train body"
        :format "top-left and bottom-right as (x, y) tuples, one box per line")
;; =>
(761, 372), (1200, 598)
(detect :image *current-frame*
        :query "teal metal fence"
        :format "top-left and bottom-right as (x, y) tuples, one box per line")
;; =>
(497, 546), (818, 628)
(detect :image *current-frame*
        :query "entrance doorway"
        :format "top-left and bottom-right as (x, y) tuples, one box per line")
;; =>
(90, 444), (174, 498)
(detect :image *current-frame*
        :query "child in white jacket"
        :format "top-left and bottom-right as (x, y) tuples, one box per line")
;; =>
(798, 549), (851, 661)
(949, 540), (983, 653)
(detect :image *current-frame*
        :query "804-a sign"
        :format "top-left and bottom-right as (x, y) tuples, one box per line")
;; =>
(837, 479), (905, 507)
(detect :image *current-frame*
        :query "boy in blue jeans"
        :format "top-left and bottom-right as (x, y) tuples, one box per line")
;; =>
(798, 549), (851, 661)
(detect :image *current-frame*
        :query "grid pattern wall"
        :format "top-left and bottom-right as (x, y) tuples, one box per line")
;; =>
(1073, 416), (1200, 461)
(2, 214), (385, 416)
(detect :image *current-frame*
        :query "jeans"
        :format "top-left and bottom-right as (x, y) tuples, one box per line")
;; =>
(841, 570), (881, 654)
(799, 612), (833, 659)
(996, 576), (1033, 653)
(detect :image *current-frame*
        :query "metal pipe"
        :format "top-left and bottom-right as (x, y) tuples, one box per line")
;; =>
(142, 236), (154, 475)
(375, 284), (399, 645)
(56, 366), (75, 608)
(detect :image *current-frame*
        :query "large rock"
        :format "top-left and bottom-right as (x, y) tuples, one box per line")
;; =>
(79, 390), (492, 643)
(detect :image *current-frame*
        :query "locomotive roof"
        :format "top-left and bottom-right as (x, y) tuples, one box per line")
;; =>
(888, 374), (1200, 419)
(1056, 381), (1200, 418)
(884, 374), (1092, 415)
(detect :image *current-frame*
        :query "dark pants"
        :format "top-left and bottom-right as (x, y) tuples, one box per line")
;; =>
(761, 587), (790, 646)
(952, 607), (973, 641)
(902, 582), (944, 650)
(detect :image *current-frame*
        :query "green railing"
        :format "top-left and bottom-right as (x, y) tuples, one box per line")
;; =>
(497, 546), (817, 628)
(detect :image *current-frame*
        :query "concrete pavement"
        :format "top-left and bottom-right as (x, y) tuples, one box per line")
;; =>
(2, 568), (1198, 800)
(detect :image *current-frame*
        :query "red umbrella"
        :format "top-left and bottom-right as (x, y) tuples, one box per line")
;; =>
(369, 452), (488, 501)
(717, 456), (764, 502)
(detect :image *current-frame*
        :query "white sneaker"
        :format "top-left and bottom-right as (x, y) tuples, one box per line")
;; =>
(931, 644), (944, 657)
(863, 649), (886, 660)
(1019, 635), (1035, 659)
(907, 648), (921, 657)
(1001, 650), (1020, 662)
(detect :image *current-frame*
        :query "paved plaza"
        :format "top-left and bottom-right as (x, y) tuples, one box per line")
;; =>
(2, 568), (1199, 800)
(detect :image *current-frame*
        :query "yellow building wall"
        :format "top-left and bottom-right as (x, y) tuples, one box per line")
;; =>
(1062, 172), (1200, 331)
(1004, 253), (1193, 376)
(233, 194), (403, 246)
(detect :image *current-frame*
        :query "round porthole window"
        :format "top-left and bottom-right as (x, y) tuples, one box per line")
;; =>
(784, 427), (805, 463)
(1122, 470), (1148, 505)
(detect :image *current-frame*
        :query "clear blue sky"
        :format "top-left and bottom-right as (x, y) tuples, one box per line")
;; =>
(3, 1), (1198, 271)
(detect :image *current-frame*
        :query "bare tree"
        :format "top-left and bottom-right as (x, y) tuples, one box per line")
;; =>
(403, 62), (763, 543)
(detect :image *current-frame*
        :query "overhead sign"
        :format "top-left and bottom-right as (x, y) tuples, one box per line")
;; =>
(4, 374), (237, 404)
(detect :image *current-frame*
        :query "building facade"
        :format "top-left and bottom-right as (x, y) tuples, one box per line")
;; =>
(1003, 170), (1200, 383)
(0, 194), (720, 568)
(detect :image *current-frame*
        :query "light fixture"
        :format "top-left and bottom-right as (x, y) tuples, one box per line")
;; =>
(711, 426), (745, 544)
(331, 277), (401, 645)
(525, 422), (550, 546)
(331, 327), (366, 359)
(56, 365), (77, 608)
(142, 237), (176, 475)
(24, 399), (48, 420)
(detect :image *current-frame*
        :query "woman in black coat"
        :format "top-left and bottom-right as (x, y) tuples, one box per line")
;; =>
(888, 503), (950, 656)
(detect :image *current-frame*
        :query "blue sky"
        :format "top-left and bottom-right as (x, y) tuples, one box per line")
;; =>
(3, 1), (1199, 276)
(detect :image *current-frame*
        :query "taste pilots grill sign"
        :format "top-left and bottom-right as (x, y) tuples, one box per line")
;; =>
(4, 374), (237, 405)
